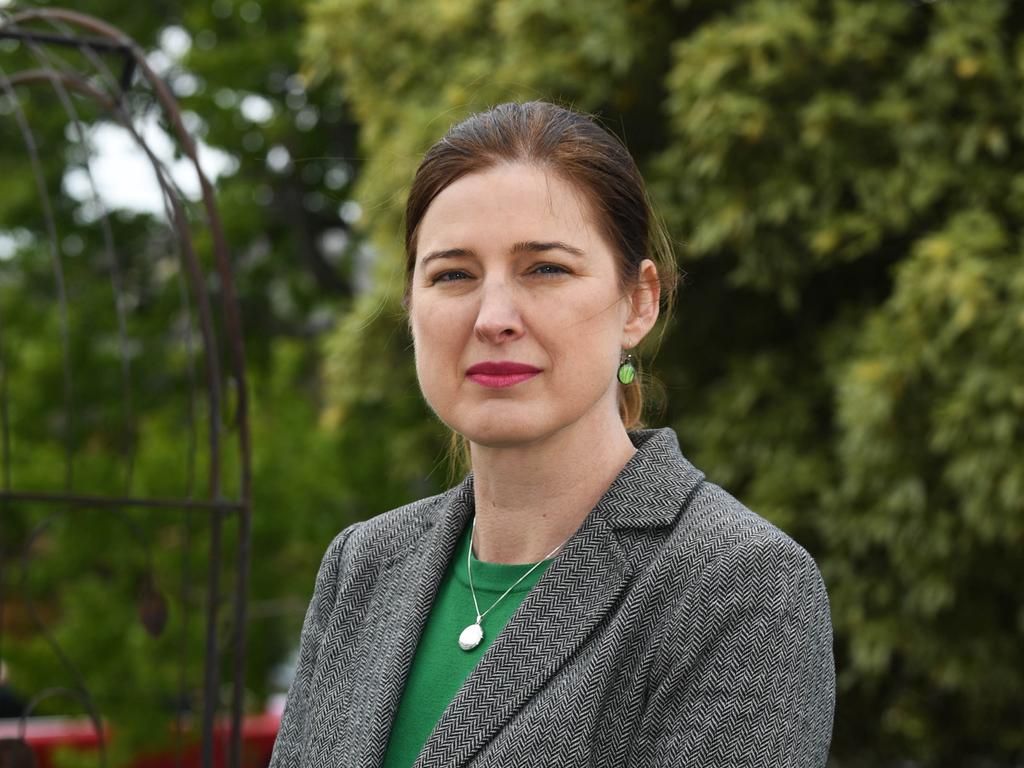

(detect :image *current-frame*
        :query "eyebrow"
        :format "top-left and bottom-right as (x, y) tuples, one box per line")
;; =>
(420, 240), (586, 266)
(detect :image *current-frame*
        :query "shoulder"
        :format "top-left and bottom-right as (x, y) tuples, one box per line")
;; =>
(635, 480), (836, 766)
(657, 478), (832, 654)
(678, 480), (822, 578)
(303, 486), (459, 623)
(608, 427), (827, 609)
(315, 484), (460, 576)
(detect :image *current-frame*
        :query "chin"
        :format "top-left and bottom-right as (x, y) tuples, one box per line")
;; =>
(456, 425), (544, 449)
(447, 411), (555, 450)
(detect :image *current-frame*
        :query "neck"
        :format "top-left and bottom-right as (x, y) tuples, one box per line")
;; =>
(468, 410), (637, 564)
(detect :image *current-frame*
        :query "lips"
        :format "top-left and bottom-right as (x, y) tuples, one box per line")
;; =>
(466, 361), (541, 388)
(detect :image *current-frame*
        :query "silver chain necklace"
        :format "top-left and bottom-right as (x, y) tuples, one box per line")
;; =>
(458, 517), (571, 651)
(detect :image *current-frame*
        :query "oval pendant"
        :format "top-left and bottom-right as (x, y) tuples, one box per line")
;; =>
(458, 622), (484, 651)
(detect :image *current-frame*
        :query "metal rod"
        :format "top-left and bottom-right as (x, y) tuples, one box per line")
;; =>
(19, 517), (108, 768)
(0, 61), (75, 491)
(0, 15), (254, 768)
(0, 490), (245, 512)
(201, 508), (224, 768)
(0, 27), (130, 54)
(17, 28), (140, 500)
(133, 35), (253, 768)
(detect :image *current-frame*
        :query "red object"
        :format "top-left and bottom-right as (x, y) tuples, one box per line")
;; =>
(0, 712), (280, 768)
(465, 361), (542, 375)
(465, 361), (542, 388)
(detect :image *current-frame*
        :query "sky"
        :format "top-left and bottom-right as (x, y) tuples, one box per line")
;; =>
(61, 113), (238, 220)
(63, 24), (239, 219)
(0, 20), (240, 257)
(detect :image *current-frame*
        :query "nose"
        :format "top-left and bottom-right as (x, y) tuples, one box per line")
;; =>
(473, 281), (525, 345)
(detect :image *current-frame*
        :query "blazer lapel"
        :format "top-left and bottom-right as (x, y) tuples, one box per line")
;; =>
(412, 428), (703, 768)
(413, 511), (630, 768)
(353, 481), (474, 768)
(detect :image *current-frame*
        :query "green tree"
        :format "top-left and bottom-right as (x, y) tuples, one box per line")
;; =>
(0, 0), (375, 761)
(306, 0), (1024, 764)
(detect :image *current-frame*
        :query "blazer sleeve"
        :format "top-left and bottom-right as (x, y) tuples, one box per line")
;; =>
(641, 532), (835, 767)
(269, 524), (360, 768)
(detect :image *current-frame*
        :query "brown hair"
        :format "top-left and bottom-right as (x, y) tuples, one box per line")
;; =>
(404, 100), (677, 436)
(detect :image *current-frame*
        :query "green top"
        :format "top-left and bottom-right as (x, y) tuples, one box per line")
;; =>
(380, 521), (555, 768)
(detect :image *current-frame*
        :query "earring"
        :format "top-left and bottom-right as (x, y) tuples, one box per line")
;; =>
(617, 354), (637, 385)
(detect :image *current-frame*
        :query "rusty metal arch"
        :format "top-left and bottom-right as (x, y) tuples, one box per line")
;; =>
(0, 8), (252, 768)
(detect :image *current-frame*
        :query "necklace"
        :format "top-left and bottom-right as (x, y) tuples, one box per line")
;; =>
(458, 517), (571, 651)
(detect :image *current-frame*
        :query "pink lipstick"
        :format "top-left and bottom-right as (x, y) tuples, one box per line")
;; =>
(466, 361), (541, 389)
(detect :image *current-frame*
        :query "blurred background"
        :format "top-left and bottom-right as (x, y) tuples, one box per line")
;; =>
(0, 0), (1021, 766)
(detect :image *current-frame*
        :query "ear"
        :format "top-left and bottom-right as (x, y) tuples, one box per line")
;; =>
(622, 259), (660, 348)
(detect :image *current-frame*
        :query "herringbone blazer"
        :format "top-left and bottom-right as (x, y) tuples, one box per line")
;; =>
(270, 428), (835, 767)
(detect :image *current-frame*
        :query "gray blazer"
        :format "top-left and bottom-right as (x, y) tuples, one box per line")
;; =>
(270, 428), (835, 767)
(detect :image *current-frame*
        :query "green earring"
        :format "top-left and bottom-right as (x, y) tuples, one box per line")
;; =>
(617, 354), (636, 385)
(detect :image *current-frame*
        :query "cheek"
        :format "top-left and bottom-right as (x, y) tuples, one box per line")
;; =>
(412, 301), (459, 340)
(545, 292), (624, 348)
(411, 329), (445, 411)
(410, 302), (467, 378)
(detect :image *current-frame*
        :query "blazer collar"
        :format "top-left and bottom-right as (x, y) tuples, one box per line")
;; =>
(359, 427), (703, 768)
(372, 426), (703, 558)
(440, 427), (705, 532)
(589, 427), (705, 529)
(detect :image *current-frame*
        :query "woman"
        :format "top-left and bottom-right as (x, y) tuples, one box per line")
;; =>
(270, 101), (835, 767)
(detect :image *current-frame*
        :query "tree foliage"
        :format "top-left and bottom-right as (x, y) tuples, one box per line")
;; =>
(2, 0), (1022, 764)
(305, 0), (1024, 764)
(0, 0), (370, 760)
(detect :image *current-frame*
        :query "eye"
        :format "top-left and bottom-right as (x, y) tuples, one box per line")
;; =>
(530, 263), (570, 276)
(430, 269), (472, 284)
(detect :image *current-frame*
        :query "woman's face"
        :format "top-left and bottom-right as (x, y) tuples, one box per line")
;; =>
(409, 162), (657, 448)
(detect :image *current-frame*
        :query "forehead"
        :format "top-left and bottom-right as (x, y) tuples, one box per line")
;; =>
(415, 163), (604, 259)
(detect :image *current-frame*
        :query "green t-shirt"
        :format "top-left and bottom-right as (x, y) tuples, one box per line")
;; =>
(380, 521), (554, 768)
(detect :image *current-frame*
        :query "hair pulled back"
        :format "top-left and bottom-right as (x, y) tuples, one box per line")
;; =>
(404, 101), (676, 430)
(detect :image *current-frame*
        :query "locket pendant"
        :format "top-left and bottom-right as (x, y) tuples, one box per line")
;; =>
(458, 622), (484, 651)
